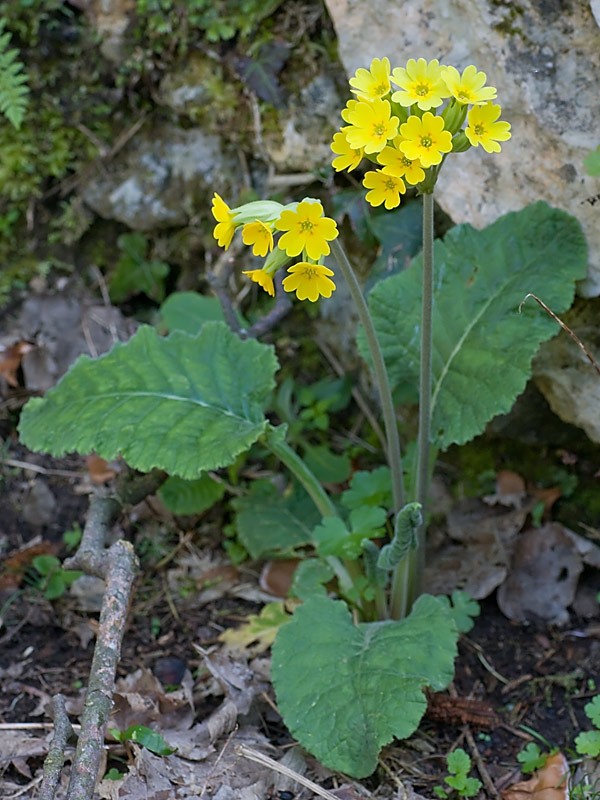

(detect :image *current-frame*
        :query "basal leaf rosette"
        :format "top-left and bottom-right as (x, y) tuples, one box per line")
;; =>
(331, 57), (511, 201)
(210, 194), (339, 303)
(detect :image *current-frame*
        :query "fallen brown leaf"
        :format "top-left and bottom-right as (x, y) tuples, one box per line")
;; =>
(501, 751), (569, 800)
(0, 341), (35, 387)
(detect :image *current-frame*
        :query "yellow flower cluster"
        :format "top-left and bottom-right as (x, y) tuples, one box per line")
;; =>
(211, 195), (338, 302)
(332, 57), (511, 207)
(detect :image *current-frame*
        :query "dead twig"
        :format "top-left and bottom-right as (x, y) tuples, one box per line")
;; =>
(39, 695), (73, 800)
(519, 293), (600, 375)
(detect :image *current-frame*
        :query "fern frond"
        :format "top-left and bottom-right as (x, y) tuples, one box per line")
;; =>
(0, 19), (29, 129)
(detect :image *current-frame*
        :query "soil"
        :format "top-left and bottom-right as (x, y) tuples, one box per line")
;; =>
(1, 446), (599, 798)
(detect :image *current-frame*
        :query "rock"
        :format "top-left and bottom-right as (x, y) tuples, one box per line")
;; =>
(533, 298), (600, 443)
(323, 0), (600, 295)
(81, 121), (236, 230)
(265, 73), (345, 172)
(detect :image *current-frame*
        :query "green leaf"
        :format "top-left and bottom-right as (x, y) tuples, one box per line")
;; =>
(313, 506), (386, 560)
(232, 479), (321, 559)
(158, 473), (226, 515)
(109, 233), (170, 303)
(447, 748), (472, 777)
(583, 145), (600, 177)
(517, 743), (547, 774)
(32, 554), (61, 576)
(341, 466), (392, 511)
(19, 323), (278, 479)
(584, 695), (600, 728)
(377, 502), (421, 570)
(366, 200), (424, 291)
(272, 593), (458, 777)
(290, 559), (334, 600)
(0, 21), (29, 129)
(441, 590), (481, 634)
(159, 291), (225, 335)
(302, 444), (352, 485)
(119, 724), (176, 756)
(575, 730), (600, 757)
(365, 203), (588, 448)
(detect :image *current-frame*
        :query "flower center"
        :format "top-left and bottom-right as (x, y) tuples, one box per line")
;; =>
(474, 124), (485, 136)
(374, 82), (388, 96)
(420, 136), (433, 149)
(384, 178), (397, 191)
(415, 83), (430, 97)
(401, 155), (412, 167)
(300, 220), (314, 232)
(458, 90), (470, 101)
(374, 123), (386, 136)
(303, 267), (317, 278)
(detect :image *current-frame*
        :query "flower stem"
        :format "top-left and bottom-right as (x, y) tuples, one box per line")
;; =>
(265, 429), (338, 519)
(414, 191), (435, 593)
(330, 238), (406, 514)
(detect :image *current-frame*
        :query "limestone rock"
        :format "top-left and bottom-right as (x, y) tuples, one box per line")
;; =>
(81, 122), (236, 230)
(533, 299), (600, 443)
(323, 0), (600, 295)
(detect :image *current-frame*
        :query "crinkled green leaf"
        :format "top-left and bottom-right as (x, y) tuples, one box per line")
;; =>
(447, 748), (472, 777)
(272, 593), (458, 777)
(302, 443), (352, 484)
(313, 506), (386, 560)
(159, 291), (225, 335)
(290, 559), (334, 600)
(584, 695), (600, 728)
(575, 730), (600, 757)
(341, 466), (392, 511)
(115, 725), (176, 756)
(365, 202), (588, 448)
(158, 473), (226, 515)
(19, 322), (278, 479)
(232, 479), (321, 559)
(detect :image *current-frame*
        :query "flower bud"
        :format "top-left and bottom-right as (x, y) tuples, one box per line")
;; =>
(441, 99), (468, 134)
(451, 131), (472, 152)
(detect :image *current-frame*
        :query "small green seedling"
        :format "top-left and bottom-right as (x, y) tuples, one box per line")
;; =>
(575, 696), (600, 757)
(31, 554), (83, 600)
(109, 724), (176, 756)
(517, 742), (550, 774)
(434, 748), (482, 799)
(63, 523), (83, 553)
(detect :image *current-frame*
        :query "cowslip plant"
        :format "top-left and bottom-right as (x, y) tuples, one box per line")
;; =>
(17, 56), (588, 777)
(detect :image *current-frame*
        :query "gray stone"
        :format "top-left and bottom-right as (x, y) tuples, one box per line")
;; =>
(324, 0), (600, 295)
(81, 122), (235, 230)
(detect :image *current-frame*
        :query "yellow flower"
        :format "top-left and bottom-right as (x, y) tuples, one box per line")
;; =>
(242, 220), (274, 257)
(390, 58), (450, 111)
(211, 193), (236, 249)
(349, 57), (391, 100)
(377, 141), (426, 185)
(243, 269), (275, 297)
(340, 98), (359, 123)
(344, 98), (399, 154)
(282, 262), (336, 302)
(363, 170), (406, 210)
(465, 102), (511, 153)
(275, 200), (338, 261)
(331, 130), (364, 172)
(399, 112), (453, 168)
(441, 65), (497, 105)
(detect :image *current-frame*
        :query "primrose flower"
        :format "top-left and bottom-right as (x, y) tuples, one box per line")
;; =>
(242, 220), (274, 257)
(391, 58), (450, 111)
(465, 102), (512, 153)
(343, 98), (399, 154)
(282, 262), (336, 302)
(331, 130), (364, 172)
(211, 193), (237, 249)
(340, 98), (359, 123)
(349, 57), (391, 101)
(242, 268), (275, 297)
(377, 140), (426, 185)
(441, 65), (497, 105)
(363, 170), (406, 209)
(399, 112), (453, 168)
(275, 200), (338, 261)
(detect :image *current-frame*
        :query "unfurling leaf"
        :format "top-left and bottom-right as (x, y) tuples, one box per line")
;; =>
(377, 502), (421, 569)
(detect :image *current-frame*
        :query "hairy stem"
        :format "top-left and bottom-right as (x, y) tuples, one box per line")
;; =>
(330, 238), (405, 513)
